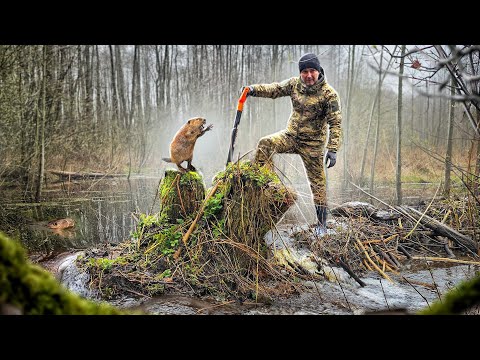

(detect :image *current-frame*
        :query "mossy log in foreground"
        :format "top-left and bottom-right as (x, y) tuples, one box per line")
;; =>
(418, 274), (480, 315)
(0, 231), (125, 314)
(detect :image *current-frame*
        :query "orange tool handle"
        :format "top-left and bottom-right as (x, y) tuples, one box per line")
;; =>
(237, 87), (250, 111)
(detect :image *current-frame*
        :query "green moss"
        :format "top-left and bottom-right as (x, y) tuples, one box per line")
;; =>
(203, 190), (226, 220)
(87, 256), (129, 271)
(145, 283), (165, 295)
(149, 225), (182, 256)
(137, 213), (160, 228)
(180, 170), (202, 184)
(418, 274), (480, 315)
(214, 160), (280, 187)
(157, 269), (172, 279)
(159, 169), (205, 223)
(211, 219), (226, 238)
(0, 231), (128, 314)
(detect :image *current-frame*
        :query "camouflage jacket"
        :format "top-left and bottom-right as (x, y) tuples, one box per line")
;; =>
(251, 76), (342, 152)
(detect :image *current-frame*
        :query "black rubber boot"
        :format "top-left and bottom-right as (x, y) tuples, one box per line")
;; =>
(315, 205), (327, 236)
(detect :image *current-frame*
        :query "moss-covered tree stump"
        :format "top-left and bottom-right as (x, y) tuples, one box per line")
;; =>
(159, 169), (205, 223)
(219, 162), (296, 251)
(198, 161), (297, 294)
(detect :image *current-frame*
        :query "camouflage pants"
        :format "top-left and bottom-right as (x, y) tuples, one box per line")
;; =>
(254, 130), (327, 206)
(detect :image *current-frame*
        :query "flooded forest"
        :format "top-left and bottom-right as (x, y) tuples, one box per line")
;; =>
(1, 45), (479, 315)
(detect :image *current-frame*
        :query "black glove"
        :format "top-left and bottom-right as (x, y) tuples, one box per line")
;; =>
(241, 86), (254, 97)
(325, 151), (336, 168)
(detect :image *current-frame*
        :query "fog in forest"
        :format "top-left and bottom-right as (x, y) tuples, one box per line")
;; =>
(1, 45), (478, 204)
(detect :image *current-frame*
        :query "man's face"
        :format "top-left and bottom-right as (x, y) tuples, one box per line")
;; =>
(300, 68), (320, 86)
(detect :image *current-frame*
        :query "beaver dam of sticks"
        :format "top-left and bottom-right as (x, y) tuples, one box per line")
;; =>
(76, 160), (480, 304)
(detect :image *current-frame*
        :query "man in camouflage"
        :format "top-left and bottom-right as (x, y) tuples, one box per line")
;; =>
(243, 53), (342, 236)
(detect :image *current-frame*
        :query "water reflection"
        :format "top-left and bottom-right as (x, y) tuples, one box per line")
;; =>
(0, 177), (160, 253)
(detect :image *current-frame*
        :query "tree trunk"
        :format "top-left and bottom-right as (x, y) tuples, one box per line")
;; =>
(342, 45), (354, 191)
(399, 206), (478, 256)
(159, 170), (206, 223)
(369, 49), (383, 195)
(76, 45), (84, 123)
(84, 45), (94, 127)
(95, 45), (102, 126)
(424, 80), (430, 141)
(410, 82), (414, 143)
(35, 46), (47, 202)
(395, 45), (405, 205)
(129, 45), (138, 129)
(115, 45), (127, 128)
(359, 47), (395, 187)
(108, 45), (119, 168)
(444, 77), (455, 197)
(475, 109), (480, 196)
(164, 45), (171, 113)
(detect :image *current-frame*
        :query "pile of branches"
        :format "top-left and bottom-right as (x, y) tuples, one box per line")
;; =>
(305, 198), (480, 285)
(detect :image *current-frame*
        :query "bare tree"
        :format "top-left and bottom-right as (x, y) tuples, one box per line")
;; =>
(359, 46), (396, 186)
(444, 76), (455, 197)
(342, 45), (355, 191)
(34, 46), (48, 202)
(369, 48), (383, 195)
(395, 45), (406, 205)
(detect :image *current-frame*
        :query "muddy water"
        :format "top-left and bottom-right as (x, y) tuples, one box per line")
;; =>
(0, 176), (161, 253)
(0, 176), (442, 254)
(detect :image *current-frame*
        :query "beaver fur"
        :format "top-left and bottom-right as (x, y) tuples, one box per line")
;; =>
(47, 218), (75, 229)
(162, 117), (213, 172)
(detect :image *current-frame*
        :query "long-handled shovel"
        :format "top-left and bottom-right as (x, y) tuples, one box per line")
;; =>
(226, 87), (250, 166)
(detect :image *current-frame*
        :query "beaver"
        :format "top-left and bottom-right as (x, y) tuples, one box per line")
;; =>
(47, 218), (75, 229)
(162, 117), (213, 172)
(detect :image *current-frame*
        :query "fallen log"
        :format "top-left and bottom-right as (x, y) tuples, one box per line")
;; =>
(48, 170), (126, 179)
(400, 206), (478, 257)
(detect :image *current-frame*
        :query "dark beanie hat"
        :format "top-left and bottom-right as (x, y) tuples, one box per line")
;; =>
(298, 53), (321, 73)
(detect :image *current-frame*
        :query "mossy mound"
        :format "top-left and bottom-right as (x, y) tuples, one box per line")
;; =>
(197, 160), (297, 296)
(81, 162), (298, 302)
(75, 215), (186, 300)
(0, 231), (125, 314)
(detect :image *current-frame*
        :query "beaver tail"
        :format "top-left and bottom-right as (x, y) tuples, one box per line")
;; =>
(162, 157), (172, 163)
